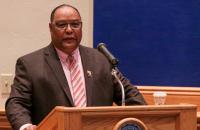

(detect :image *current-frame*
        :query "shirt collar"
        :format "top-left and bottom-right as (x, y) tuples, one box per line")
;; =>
(54, 47), (80, 63)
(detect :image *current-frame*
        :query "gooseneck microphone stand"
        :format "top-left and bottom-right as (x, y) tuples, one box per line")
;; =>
(111, 67), (125, 106)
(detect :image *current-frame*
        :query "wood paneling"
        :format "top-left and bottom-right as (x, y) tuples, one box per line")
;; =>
(138, 86), (200, 130)
(0, 109), (11, 130)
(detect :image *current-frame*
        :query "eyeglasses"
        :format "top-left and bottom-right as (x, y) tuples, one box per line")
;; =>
(53, 21), (82, 30)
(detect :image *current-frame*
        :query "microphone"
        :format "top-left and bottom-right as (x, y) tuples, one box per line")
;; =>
(97, 43), (125, 106)
(97, 43), (119, 66)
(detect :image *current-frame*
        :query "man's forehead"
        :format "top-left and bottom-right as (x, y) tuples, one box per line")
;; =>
(54, 6), (79, 17)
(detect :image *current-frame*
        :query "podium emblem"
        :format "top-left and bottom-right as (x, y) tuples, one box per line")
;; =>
(113, 118), (147, 130)
(119, 124), (141, 130)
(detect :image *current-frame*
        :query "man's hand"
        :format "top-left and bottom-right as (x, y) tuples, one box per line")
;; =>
(24, 125), (37, 130)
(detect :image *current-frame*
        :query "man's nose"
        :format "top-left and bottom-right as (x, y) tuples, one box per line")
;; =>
(65, 24), (73, 33)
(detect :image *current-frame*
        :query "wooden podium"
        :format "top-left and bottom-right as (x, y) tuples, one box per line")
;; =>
(37, 104), (197, 130)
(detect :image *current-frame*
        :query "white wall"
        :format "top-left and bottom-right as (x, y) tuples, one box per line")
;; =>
(0, 0), (93, 108)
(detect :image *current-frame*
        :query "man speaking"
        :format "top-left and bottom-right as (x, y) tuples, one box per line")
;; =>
(5, 4), (146, 130)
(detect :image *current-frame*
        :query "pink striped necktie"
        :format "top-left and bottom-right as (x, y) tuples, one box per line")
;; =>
(68, 55), (86, 107)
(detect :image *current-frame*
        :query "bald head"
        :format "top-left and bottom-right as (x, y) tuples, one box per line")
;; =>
(50, 4), (81, 22)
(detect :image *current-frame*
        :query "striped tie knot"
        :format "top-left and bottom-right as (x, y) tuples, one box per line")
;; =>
(67, 55), (75, 68)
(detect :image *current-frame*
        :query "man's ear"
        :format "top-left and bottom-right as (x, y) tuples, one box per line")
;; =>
(49, 23), (53, 32)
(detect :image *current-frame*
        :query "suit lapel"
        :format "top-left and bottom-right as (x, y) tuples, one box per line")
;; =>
(79, 46), (93, 106)
(44, 44), (74, 106)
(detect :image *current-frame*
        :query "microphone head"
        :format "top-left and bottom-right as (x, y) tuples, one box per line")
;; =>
(97, 42), (119, 66)
(97, 43), (106, 51)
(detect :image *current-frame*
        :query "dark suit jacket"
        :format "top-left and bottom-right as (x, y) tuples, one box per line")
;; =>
(5, 44), (146, 130)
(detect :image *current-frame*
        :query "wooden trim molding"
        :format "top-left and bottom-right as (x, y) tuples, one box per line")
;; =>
(138, 86), (200, 111)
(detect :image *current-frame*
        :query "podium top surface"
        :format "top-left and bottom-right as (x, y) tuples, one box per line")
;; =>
(54, 104), (196, 112)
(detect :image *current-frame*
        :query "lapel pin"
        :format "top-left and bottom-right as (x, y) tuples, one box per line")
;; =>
(87, 70), (92, 78)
